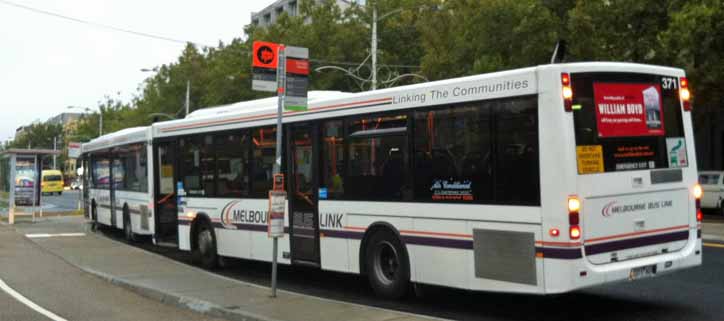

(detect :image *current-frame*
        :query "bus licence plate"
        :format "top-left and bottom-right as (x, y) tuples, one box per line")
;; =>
(629, 265), (656, 280)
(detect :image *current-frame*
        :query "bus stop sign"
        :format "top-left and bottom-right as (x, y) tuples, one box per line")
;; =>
(252, 41), (280, 92)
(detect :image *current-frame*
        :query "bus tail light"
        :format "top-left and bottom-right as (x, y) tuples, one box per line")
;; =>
(694, 183), (703, 222)
(570, 226), (581, 240)
(562, 73), (573, 111)
(568, 195), (581, 239)
(549, 228), (560, 237)
(680, 77), (691, 111)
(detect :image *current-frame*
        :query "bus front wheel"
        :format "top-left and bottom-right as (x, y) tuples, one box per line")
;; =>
(192, 220), (218, 270)
(123, 208), (135, 243)
(90, 202), (98, 232)
(365, 230), (410, 299)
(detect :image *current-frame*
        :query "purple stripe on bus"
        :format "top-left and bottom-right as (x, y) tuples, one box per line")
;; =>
(212, 222), (267, 231)
(321, 229), (364, 240)
(536, 247), (582, 259)
(401, 235), (474, 250)
(584, 230), (689, 256)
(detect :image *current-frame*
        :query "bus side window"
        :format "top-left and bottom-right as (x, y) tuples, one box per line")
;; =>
(346, 114), (409, 201)
(321, 120), (345, 199)
(494, 97), (539, 205)
(251, 126), (277, 198)
(413, 105), (492, 203)
(215, 131), (250, 198)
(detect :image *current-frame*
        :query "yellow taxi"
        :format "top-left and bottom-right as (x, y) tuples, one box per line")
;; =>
(41, 170), (64, 195)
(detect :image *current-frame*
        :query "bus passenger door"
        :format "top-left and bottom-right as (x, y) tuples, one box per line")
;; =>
(288, 123), (320, 266)
(154, 141), (178, 244)
(110, 156), (119, 228)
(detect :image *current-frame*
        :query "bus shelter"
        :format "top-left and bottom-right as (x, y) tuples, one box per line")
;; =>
(0, 149), (60, 224)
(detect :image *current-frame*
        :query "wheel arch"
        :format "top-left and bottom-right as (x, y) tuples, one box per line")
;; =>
(190, 212), (213, 251)
(358, 221), (407, 276)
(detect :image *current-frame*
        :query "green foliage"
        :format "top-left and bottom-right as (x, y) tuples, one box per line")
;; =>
(9, 122), (63, 150)
(660, 0), (724, 113)
(417, 0), (560, 79)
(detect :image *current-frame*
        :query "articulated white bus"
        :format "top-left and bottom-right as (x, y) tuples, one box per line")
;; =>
(82, 127), (155, 242)
(83, 62), (701, 298)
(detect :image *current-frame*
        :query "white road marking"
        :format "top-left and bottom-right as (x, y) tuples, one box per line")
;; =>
(0, 278), (68, 321)
(25, 233), (86, 239)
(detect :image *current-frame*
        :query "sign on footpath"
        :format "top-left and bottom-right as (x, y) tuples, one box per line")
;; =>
(251, 40), (309, 298)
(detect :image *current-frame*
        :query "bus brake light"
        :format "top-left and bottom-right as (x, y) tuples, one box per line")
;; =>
(562, 73), (573, 112)
(570, 226), (581, 240)
(680, 77), (691, 111)
(568, 195), (581, 239)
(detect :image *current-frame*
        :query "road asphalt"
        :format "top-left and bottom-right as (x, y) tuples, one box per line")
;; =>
(3, 216), (437, 321)
(0, 221), (226, 321)
(2, 215), (724, 321)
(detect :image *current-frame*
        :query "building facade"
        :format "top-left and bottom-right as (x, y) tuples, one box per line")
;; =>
(251, 0), (362, 27)
(47, 112), (82, 127)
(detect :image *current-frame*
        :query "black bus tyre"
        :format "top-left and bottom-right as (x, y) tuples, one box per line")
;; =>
(90, 202), (98, 232)
(192, 221), (219, 270)
(719, 200), (724, 216)
(123, 209), (135, 243)
(365, 229), (410, 299)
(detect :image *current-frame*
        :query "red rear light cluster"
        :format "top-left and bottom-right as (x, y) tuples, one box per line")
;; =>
(694, 183), (703, 222)
(680, 77), (691, 111)
(568, 196), (581, 239)
(562, 73), (573, 111)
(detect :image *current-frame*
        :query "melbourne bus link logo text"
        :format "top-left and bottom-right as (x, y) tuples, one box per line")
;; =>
(601, 200), (673, 217)
(220, 201), (268, 229)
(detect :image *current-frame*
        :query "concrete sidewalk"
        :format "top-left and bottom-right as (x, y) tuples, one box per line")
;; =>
(22, 222), (439, 321)
(703, 220), (724, 243)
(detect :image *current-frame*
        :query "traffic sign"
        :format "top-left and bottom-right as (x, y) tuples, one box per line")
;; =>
(252, 41), (280, 92)
(283, 45), (309, 111)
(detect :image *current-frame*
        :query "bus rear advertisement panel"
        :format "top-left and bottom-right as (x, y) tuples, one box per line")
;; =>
(570, 71), (699, 269)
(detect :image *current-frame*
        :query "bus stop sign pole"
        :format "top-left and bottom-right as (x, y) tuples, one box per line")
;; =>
(270, 45), (286, 298)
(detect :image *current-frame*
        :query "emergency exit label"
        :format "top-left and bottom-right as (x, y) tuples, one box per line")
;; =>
(577, 145), (604, 174)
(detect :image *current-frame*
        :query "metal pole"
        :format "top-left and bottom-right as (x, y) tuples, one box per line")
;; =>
(185, 80), (191, 117)
(371, 6), (378, 91)
(53, 136), (57, 170)
(271, 45), (286, 298)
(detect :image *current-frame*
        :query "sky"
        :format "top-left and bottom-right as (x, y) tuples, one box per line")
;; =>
(0, 0), (265, 143)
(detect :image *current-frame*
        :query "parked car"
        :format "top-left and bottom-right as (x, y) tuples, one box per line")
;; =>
(41, 170), (64, 195)
(70, 178), (83, 190)
(699, 171), (724, 215)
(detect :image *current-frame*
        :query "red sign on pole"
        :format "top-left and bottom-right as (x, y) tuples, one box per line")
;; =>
(252, 41), (280, 69)
(594, 83), (665, 138)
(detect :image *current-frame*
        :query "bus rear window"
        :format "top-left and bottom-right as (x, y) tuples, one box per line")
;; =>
(571, 72), (686, 174)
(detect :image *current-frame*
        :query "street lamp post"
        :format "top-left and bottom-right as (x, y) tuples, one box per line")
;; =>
(316, 5), (431, 91)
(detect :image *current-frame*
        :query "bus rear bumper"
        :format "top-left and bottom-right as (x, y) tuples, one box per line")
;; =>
(543, 235), (702, 294)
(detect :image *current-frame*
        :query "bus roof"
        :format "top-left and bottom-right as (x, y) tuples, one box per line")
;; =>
(152, 65), (540, 137)
(82, 126), (150, 153)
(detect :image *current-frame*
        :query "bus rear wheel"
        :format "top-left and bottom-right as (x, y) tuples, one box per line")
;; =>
(123, 209), (135, 243)
(192, 221), (218, 270)
(365, 230), (410, 299)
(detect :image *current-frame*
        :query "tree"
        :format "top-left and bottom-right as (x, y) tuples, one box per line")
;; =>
(417, 0), (560, 79)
